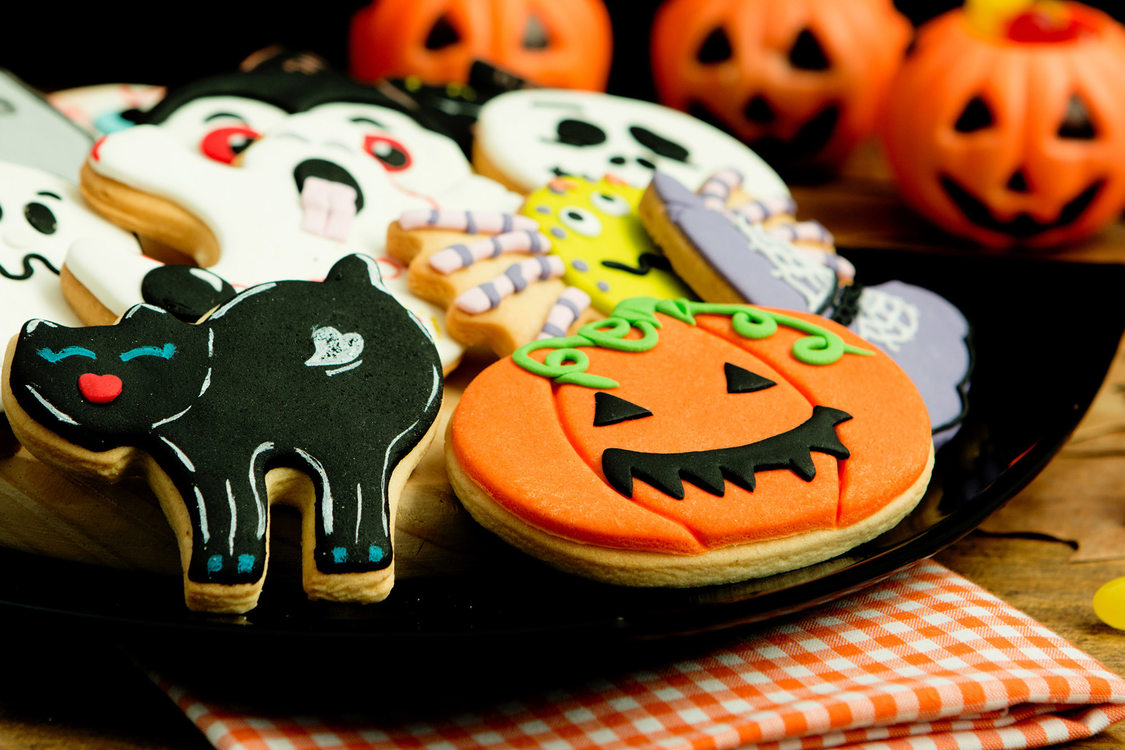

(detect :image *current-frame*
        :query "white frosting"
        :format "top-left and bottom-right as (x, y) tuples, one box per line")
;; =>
(475, 89), (791, 198)
(855, 287), (921, 354)
(73, 101), (523, 371)
(0, 161), (142, 413)
(731, 214), (834, 312)
(151, 95), (290, 157)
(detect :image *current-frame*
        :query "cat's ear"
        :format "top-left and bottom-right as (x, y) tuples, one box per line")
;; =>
(20, 318), (63, 338)
(324, 253), (386, 291)
(119, 303), (181, 327)
(141, 266), (237, 323)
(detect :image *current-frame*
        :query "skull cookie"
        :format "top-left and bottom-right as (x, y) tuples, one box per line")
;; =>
(471, 88), (791, 198)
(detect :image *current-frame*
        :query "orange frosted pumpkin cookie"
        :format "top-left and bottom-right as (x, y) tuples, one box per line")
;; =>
(446, 297), (934, 587)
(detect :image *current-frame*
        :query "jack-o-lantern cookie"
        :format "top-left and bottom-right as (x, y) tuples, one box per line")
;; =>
(388, 175), (695, 356)
(446, 297), (934, 586)
(2, 254), (443, 613)
(472, 88), (791, 197)
(640, 169), (972, 447)
(69, 94), (522, 373)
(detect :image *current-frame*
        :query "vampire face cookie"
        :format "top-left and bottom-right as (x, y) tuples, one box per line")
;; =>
(640, 170), (972, 447)
(471, 88), (791, 197)
(70, 99), (523, 371)
(388, 175), (694, 356)
(130, 47), (446, 166)
(3, 254), (443, 613)
(446, 297), (934, 587)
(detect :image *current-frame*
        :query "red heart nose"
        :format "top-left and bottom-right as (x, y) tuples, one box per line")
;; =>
(78, 373), (123, 404)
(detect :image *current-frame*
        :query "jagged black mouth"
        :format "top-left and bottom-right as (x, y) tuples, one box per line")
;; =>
(940, 175), (1103, 239)
(602, 405), (852, 500)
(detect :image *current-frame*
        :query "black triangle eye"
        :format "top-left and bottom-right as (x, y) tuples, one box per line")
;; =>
(954, 95), (994, 133)
(593, 392), (653, 426)
(425, 14), (461, 50)
(697, 26), (733, 64)
(789, 28), (830, 71)
(1059, 94), (1097, 139)
(523, 13), (549, 49)
(725, 362), (776, 394)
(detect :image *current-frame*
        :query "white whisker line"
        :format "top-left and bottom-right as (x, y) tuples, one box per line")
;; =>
(159, 436), (195, 473)
(24, 385), (78, 425)
(250, 442), (274, 539)
(194, 486), (210, 544)
(296, 448), (333, 535)
(225, 479), (237, 556)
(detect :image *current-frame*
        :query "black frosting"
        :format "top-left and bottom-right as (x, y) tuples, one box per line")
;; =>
(11, 254), (443, 588)
(141, 47), (459, 145)
(592, 392), (653, 427)
(602, 405), (852, 500)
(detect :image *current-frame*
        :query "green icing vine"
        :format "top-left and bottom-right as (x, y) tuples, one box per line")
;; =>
(512, 297), (873, 389)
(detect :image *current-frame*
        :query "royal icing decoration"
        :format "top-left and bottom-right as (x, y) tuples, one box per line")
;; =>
(71, 100), (523, 371)
(648, 169), (972, 446)
(473, 88), (792, 197)
(7, 254), (443, 612)
(0, 162), (144, 419)
(512, 297), (872, 389)
(398, 175), (694, 342)
(447, 295), (933, 585)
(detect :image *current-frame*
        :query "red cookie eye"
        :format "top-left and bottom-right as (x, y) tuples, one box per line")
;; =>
(363, 134), (412, 172)
(200, 125), (260, 164)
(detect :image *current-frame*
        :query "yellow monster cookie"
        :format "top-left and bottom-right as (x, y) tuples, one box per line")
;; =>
(387, 175), (695, 356)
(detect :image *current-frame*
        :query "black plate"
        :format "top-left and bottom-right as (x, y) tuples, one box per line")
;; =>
(2, 249), (1123, 660)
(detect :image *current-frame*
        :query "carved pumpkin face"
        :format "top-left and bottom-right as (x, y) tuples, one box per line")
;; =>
(650, 0), (911, 173)
(348, 0), (613, 90)
(880, 3), (1125, 248)
(448, 298), (934, 584)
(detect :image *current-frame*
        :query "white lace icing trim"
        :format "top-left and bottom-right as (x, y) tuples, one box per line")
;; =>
(731, 214), (834, 312)
(856, 287), (920, 353)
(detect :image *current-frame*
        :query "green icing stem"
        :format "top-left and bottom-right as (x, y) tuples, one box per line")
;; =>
(512, 297), (872, 388)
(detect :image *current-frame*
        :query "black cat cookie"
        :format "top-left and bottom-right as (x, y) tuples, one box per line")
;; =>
(2, 254), (443, 613)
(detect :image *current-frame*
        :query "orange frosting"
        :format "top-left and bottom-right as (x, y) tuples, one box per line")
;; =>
(450, 307), (932, 552)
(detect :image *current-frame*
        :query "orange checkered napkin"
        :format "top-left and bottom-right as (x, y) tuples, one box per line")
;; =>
(152, 560), (1125, 750)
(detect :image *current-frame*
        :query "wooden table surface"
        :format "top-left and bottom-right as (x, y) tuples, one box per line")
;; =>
(3, 144), (1125, 749)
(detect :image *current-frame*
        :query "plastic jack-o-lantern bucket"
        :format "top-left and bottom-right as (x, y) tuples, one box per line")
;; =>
(348, 0), (613, 91)
(650, 0), (912, 175)
(880, 0), (1125, 249)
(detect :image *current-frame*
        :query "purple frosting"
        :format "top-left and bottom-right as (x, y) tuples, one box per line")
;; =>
(651, 171), (971, 447)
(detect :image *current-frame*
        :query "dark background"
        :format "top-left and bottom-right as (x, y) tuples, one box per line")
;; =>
(5, 1), (1125, 96)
